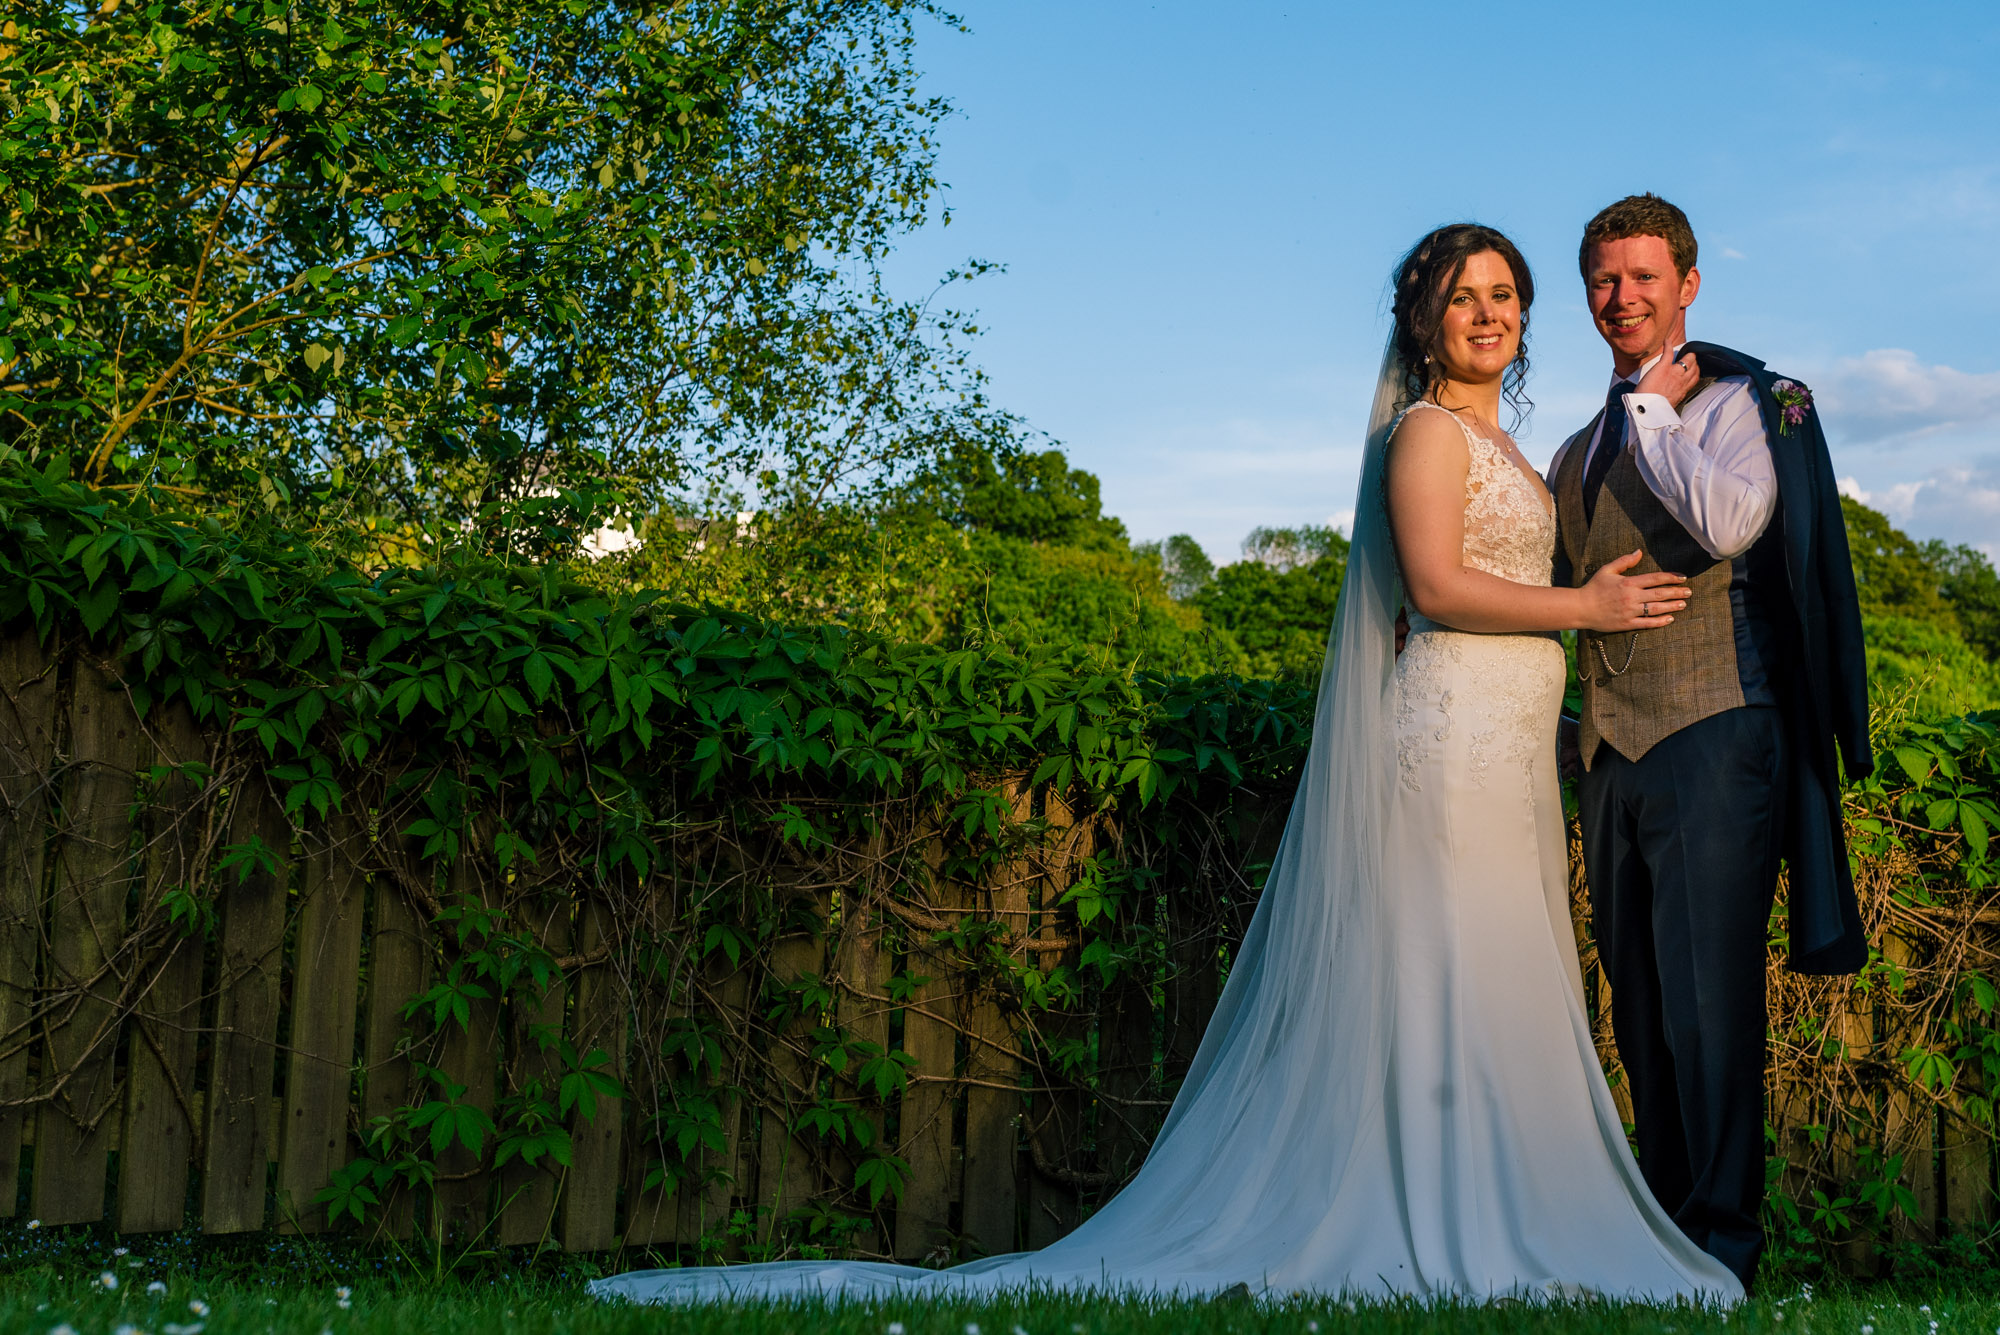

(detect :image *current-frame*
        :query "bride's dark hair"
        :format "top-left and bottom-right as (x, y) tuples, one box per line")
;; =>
(1390, 223), (1535, 428)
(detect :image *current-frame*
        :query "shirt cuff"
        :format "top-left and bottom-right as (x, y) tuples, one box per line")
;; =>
(1623, 391), (1682, 430)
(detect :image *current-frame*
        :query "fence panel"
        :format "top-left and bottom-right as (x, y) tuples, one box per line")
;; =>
(893, 837), (959, 1261)
(0, 629), (56, 1219)
(496, 892), (570, 1249)
(200, 772), (290, 1234)
(118, 700), (209, 1233)
(0, 636), (1986, 1276)
(276, 811), (367, 1233)
(360, 845), (427, 1240)
(560, 895), (625, 1252)
(33, 657), (142, 1226)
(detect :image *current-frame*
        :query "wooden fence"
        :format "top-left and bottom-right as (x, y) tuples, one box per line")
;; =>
(0, 628), (1993, 1263)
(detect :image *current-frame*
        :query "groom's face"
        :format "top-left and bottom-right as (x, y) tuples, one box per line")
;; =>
(1584, 234), (1701, 375)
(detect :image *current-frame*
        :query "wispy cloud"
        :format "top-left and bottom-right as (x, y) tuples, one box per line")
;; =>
(1815, 349), (2000, 447)
(1839, 458), (2000, 558)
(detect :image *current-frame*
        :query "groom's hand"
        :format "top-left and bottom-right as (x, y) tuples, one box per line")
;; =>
(1636, 345), (1700, 410)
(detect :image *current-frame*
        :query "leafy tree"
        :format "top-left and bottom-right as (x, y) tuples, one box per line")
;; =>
(952, 533), (1239, 673)
(936, 441), (1128, 551)
(1842, 497), (1998, 713)
(1241, 524), (1349, 576)
(1137, 533), (1214, 602)
(1863, 613), (2000, 719)
(1843, 498), (1962, 632)
(610, 439), (1241, 671)
(1923, 538), (2000, 664)
(1190, 526), (1349, 679)
(0, 0), (984, 553)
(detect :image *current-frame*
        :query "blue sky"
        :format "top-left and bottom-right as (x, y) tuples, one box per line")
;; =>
(884, 0), (2000, 562)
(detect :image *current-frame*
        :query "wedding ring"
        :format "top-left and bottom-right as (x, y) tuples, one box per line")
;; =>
(1641, 601), (1651, 618)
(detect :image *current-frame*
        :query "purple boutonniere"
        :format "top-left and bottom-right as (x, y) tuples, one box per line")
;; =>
(1771, 379), (1813, 435)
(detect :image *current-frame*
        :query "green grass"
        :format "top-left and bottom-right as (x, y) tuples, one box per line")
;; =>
(3, 1274), (1998, 1335)
(1, 1218), (1994, 1335)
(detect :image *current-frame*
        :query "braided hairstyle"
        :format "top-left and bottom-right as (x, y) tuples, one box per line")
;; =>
(1389, 223), (1535, 429)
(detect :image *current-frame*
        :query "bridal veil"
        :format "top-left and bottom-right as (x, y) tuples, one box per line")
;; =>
(587, 343), (1413, 1302)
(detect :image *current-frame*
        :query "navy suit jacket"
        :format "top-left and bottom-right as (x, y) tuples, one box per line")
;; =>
(1566, 342), (1872, 974)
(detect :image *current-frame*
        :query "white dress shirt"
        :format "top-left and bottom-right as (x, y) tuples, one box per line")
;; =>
(1546, 344), (1778, 561)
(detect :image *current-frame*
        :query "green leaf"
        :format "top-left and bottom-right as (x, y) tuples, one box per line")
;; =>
(523, 650), (555, 702)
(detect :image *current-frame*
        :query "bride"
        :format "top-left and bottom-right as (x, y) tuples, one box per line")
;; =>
(590, 224), (1745, 1305)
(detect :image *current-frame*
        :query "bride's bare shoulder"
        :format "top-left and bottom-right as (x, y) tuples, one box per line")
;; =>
(1386, 403), (1472, 477)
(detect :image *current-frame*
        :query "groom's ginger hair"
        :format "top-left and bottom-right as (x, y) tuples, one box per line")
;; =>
(1580, 194), (1698, 279)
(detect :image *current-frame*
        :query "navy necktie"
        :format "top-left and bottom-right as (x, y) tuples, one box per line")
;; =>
(1582, 378), (1635, 522)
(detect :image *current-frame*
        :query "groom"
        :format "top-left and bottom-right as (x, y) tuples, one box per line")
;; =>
(1549, 194), (1872, 1290)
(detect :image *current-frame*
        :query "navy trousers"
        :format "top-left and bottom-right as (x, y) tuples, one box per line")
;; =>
(1577, 706), (1787, 1292)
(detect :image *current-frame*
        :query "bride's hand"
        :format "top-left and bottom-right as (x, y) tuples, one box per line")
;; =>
(1579, 550), (1690, 633)
(1635, 346), (1700, 409)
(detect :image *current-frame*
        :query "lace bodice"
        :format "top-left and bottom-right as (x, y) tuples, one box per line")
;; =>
(1393, 402), (1556, 588)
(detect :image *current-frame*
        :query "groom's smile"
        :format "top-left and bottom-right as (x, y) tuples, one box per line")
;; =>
(1584, 234), (1702, 376)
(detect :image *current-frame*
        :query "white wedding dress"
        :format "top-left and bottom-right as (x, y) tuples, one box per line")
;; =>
(589, 364), (1744, 1307)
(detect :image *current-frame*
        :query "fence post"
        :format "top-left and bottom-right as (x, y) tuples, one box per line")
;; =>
(118, 700), (209, 1233)
(276, 809), (367, 1233)
(0, 627), (56, 1217)
(675, 957), (750, 1254)
(1024, 790), (1089, 1248)
(360, 835), (429, 1240)
(894, 826), (958, 1260)
(961, 780), (1032, 1257)
(1882, 930), (1939, 1247)
(833, 840), (892, 1253)
(561, 893), (625, 1251)
(1095, 814), (1154, 1193)
(755, 908), (829, 1245)
(33, 656), (142, 1226)
(1942, 955), (1995, 1236)
(201, 768), (292, 1233)
(434, 830), (501, 1244)
(496, 892), (572, 1248)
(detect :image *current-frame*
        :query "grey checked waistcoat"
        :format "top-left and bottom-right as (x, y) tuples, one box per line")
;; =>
(1553, 412), (1786, 768)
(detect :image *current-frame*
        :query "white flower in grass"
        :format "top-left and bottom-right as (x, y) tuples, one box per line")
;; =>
(886, 1325), (905, 1335)
(966, 1325), (981, 1335)
(25, 1218), (40, 1229)
(99, 1271), (119, 1290)
(1308, 1323), (1321, 1333)
(188, 1301), (210, 1317)
(113, 1324), (141, 1335)
(163, 1325), (205, 1335)
(48, 1325), (78, 1335)
(1863, 1325), (1874, 1334)
(113, 1246), (129, 1256)
(1013, 1325), (1030, 1335)
(146, 1281), (168, 1296)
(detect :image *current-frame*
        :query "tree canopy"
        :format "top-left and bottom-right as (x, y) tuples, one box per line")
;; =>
(1, 0), (991, 556)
